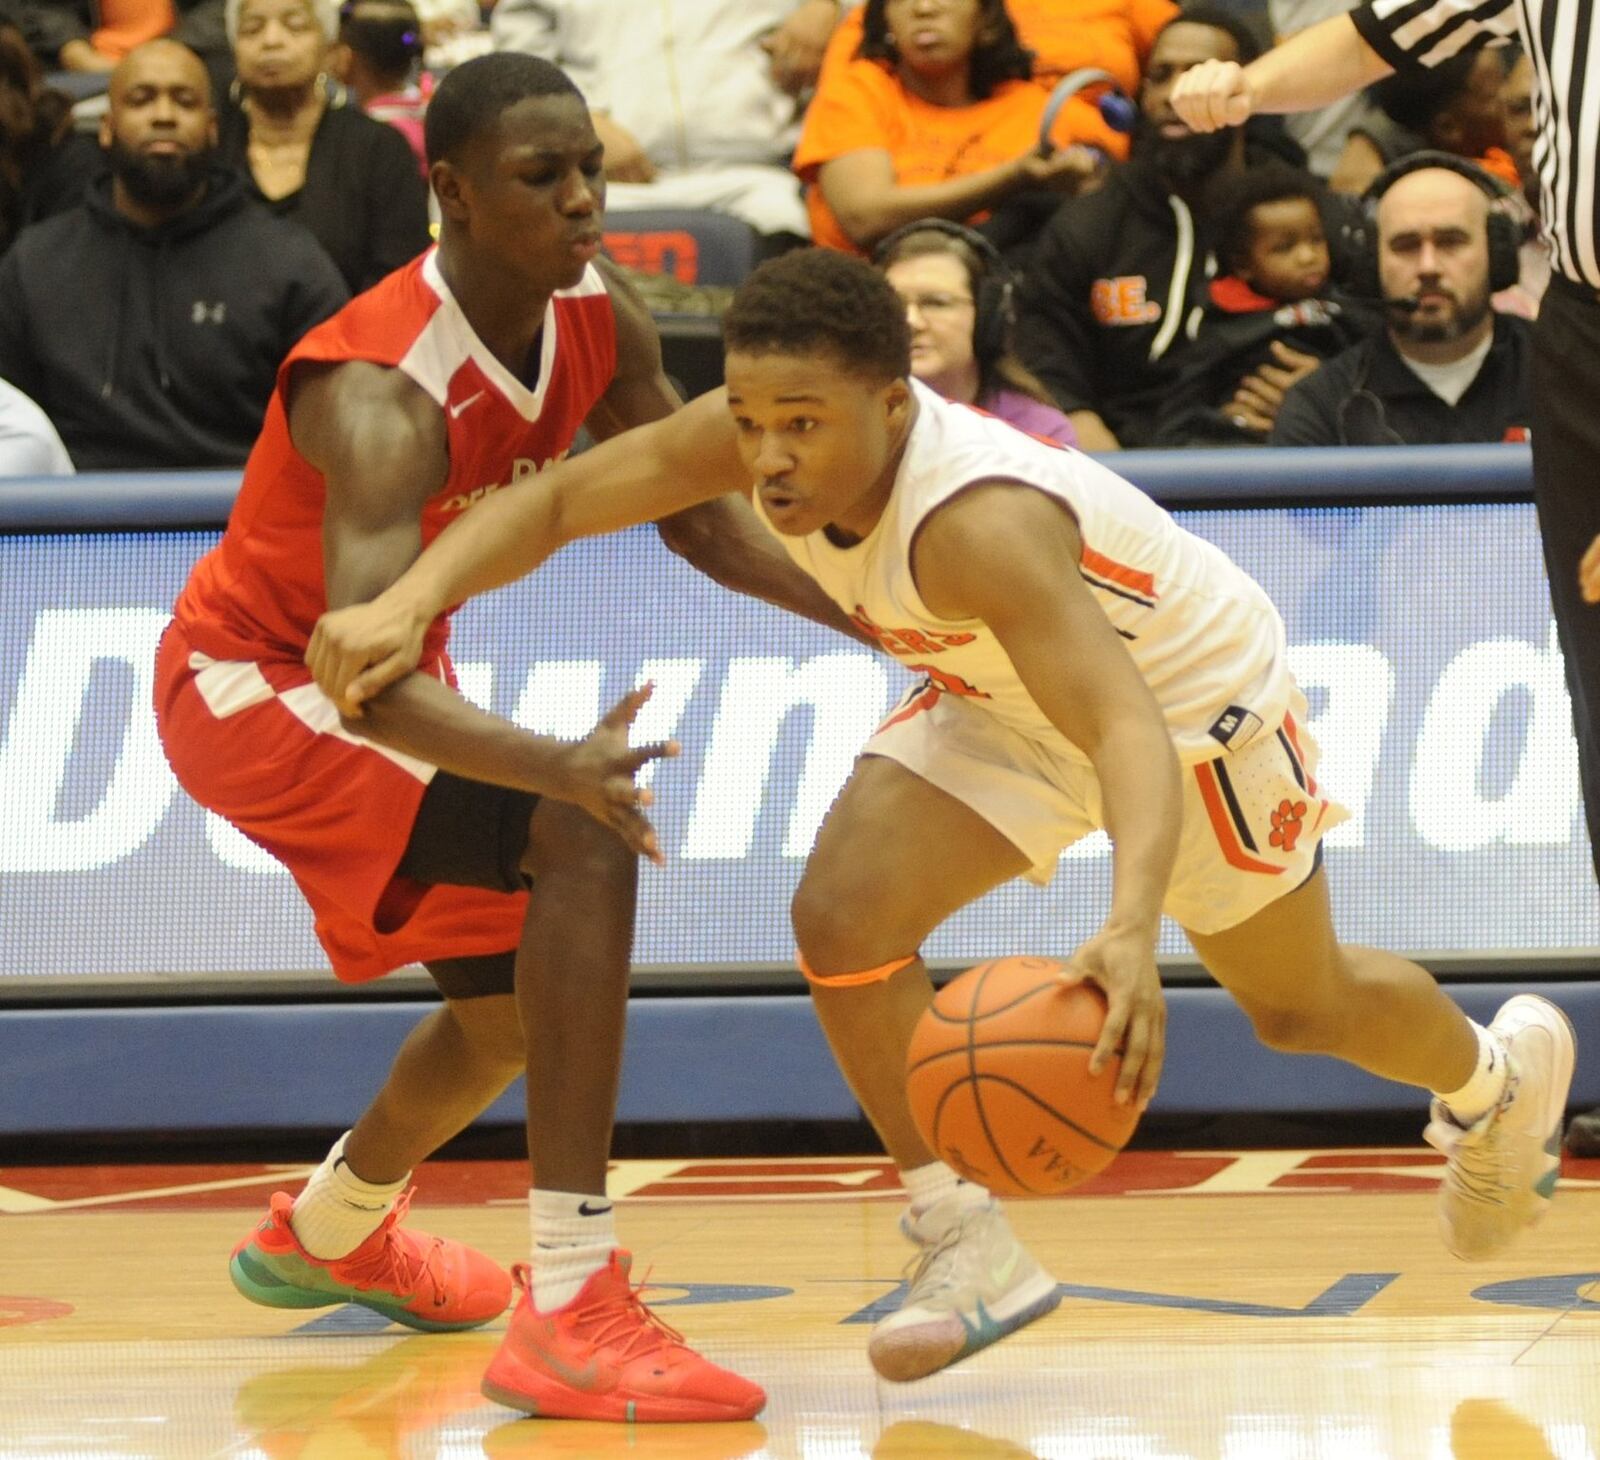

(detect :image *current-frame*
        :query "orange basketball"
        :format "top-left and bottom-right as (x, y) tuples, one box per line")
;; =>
(905, 955), (1142, 1197)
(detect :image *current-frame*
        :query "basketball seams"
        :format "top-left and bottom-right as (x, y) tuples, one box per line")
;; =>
(965, 961), (1034, 1195)
(906, 1038), (1098, 1078)
(907, 954), (1137, 1198)
(976, 1074), (1121, 1153)
(924, 984), (1071, 1024)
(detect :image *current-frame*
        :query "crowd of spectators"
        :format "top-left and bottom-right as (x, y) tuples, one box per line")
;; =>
(0, 0), (1548, 472)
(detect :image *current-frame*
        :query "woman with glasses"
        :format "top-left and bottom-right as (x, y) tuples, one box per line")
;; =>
(878, 218), (1078, 444)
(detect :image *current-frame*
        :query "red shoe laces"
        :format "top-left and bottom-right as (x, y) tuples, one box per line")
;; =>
(336, 1189), (450, 1306)
(573, 1265), (687, 1362)
(513, 1261), (687, 1363)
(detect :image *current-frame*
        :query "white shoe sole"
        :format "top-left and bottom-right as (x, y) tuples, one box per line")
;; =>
(868, 1269), (1061, 1383)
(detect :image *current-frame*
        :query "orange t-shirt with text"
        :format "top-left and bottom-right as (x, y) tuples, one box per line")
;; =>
(794, 62), (1128, 253)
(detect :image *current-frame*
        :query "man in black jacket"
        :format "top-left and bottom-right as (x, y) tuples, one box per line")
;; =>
(0, 39), (347, 469)
(1269, 160), (1532, 446)
(1014, 7), (1286, 451)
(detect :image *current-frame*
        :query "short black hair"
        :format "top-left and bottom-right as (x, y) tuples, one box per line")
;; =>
(857, 0), (1033, 100)
(1159, 4), (1264, 66)
(1370, 45), (1497, 133)
(1213, 162), (1323, 272)
(723, 248), (911, 384)
(424, 52), (584, 168)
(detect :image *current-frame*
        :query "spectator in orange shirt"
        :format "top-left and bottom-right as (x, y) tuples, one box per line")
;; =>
(819, 0), (1178, 93)
(793, 0), (1128, 254)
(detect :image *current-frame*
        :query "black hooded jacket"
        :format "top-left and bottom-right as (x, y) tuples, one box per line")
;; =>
(1014, 158), (1223, 448)
(0, 167), (347, 469)
(1013, 141), (1339, 448)
(1153, 281), (1380, 446)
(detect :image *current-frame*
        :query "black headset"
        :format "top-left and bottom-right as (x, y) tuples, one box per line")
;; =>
(1351, 149), (1522, 299)
(873, 217), (1017, 366)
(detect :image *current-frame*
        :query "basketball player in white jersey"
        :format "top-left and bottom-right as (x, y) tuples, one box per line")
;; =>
(306, 249), (1577, 1384)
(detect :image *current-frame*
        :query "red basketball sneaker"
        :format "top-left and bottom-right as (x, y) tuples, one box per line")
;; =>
(480, 1255), (766, 1422)
(229, 1190), (512, 1331)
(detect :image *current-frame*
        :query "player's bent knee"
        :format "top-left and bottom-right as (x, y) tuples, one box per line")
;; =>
(791, 881), (913, 981)
(798, 951), (917, 990)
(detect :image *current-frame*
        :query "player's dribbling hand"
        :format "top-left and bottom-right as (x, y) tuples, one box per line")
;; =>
(306, 595), (430, 717)
(562, 684), (680, 865)
(1170, 58), (1254, 133)
(1581, 535), (1600, 603)
(1057, 927), (1166, 1108)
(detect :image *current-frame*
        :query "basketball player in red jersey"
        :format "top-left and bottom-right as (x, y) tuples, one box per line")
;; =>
(154, 54), (854, 1423)
(306, 250), (1574, 1387)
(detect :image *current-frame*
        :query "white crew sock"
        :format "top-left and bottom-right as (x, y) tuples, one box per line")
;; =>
(289, 1131), (407, 1259)
(1434, 1021), (1512, 1127)
(900, 1160), (991, 1229)
(531, 1188), (617, 1312)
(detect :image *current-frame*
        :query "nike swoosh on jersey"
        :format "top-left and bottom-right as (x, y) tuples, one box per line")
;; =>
(450, 390), (486, 418)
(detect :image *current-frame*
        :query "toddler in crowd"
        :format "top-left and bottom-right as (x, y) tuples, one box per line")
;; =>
(1156, 164), (1374, 445)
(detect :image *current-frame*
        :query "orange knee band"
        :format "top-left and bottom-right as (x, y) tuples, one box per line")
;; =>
(796, 952), (917, 988)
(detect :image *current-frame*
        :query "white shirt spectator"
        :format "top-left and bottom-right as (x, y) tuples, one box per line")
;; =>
(1269, 0), (1387, 178)
(491, 0), (810, 238)
(0, 377), (73, 477)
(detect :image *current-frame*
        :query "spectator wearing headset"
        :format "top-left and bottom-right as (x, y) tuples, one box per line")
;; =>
(1269, 153), (1531, 447)
(877, 217), (1077, 443)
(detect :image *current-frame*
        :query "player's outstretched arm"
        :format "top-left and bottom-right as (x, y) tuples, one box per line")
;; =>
(589, 260), (876, 646)
(292, 361), (676, 857)
(911, 482), (1181, 1107)
(306, 387), (744, 712)
(1170, 12), (1392, 133)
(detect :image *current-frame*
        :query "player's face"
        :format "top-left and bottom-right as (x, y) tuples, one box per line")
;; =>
(725, 350), (913, 540)
(1377, 169), (1495, 343)
(885, 252), (979, 399)
(1240, 198), (1329, 303)
(437, 93), (605, 292)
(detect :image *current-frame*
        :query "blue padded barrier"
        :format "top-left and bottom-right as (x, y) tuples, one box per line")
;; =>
(0, 443), (1584, 1136)
(3, 983), (1597, 1133)
(0, 442), (1534, 532)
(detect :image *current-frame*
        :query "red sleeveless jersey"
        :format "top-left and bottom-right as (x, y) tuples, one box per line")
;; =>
(174, 248), (617, 665)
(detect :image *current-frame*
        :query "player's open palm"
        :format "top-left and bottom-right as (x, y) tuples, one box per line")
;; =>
(562, 684), (680, 864)
(1057, 927), (1166, 1108)
(306, 596), (429, 717)
(1171, 58), (1253, 133)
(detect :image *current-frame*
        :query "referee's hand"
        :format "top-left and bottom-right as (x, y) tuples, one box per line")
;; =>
(1171, 59), (1254, 133)
(1581, 535), (1600, 603)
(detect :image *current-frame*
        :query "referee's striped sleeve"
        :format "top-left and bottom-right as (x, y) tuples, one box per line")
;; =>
(1350, 0), (1519, 69)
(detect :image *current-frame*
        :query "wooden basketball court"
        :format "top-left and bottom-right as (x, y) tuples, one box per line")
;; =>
(2, 1151), (1597, 1458)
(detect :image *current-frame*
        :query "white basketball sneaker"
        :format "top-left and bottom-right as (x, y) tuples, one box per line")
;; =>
(1425, 995), (1576, 1261)
(868, 1195), (1060, 1382)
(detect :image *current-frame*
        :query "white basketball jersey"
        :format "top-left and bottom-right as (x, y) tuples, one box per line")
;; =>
(751, 381), (1292, 765)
